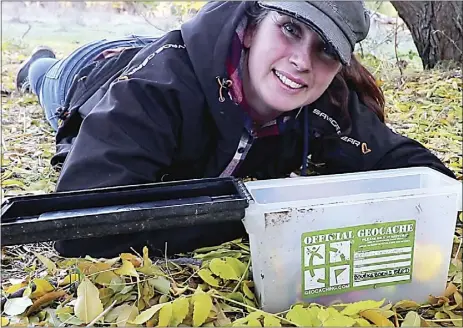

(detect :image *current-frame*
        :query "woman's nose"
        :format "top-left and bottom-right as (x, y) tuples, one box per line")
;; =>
(289, 32), (320, 72)
(289, 44), (312, 72)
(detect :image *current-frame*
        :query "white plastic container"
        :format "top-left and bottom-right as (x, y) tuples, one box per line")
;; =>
(242, 167), (462, 313)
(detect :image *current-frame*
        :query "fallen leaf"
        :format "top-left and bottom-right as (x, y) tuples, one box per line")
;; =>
(242, 282), (255, 300)
(30, 278), (55, 299)
(74, 277), (104, 324)
(355, 318), (372, 326)
(114, 260), (139, 277)
(1, 317), (10, 326)
(171, 297), (190, 327)
(454, 290), (462, 308)
(193, 292), (213, 327)
(158, 302), (173, 327)
(25, 290), (66, 316)
(4, 297), (33, 316)
(286, 305), (314, 326)
(393, 300), (420, 311)
(401, 311), (422, 327)
(58, 274), (80, 286)
(442, 309), (463, 326)
(444, 283), (458, 298)
(150, 276), (171, 295)
(33, 252), (57, 275)
(263, 314), (281, 327)
(95, 271), (119, 286)
(131, 303), (166, 325)
(209, 258), (240, 281)
(5, 282), (26, 294)
(215, 303), (232, 326)
(198, 269), (221, 287)
(340, 299), (385, 316)
(116, 304), (139, 327)
(360, 309), (395, 327)
(55, 306), (84, 325)
(225, 257), (247, 276)
(120, 253), (142, 267)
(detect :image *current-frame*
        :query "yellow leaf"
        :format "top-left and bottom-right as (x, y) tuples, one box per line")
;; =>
(193, 292), (213, 327)
(5, 282), (26, 294)
(114, 260), (139, 277)
(74, 278), (104, 324)
(142, 281), (156, 305)
(171, 297), (190, 327)
(1, 317), (9, 326)
(58, 274), (80, 286)
(247, 318), (262, 327)
(116, 304), (139, 327)
(131, 303), (166, 325)
(142, 246), (153, 267)
(454, 290), (462, 308)
(158, 302), (173, 327)
(120, 253), (142, 267)
(198, 269), (220, 287)
(33, 252), (57, 275)
(242, 282), (255, 300)
(31, 279), (55, 299)
(340, 299), (385, 316)
(442, 309), (463, 326)
(355, 318), (372, 326)
(286, 305), (314, 326)
(434, 312), (448, 320)
(224, 257), (247, 276)
(392, 300), (420, 311)
(401, 311), (422, 327)
(95, 271), (119, 286)
(321, 307), (355, 326)
(263, 314), (281, 327)
(209, 258), (240, 281)
(78, 261), (111, 275)
(360, 309), (395, 327)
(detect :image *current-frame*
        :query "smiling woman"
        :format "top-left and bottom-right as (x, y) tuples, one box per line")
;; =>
(15, 1), (455, 258)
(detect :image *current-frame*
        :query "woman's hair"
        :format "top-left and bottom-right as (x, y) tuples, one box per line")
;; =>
(245, 4), (385, 123)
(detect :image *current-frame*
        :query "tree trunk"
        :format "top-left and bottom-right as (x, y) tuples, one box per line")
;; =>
(390, 1), (462, 69)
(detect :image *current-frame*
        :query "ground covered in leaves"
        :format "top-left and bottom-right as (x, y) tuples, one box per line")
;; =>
(1, 40), (462, 327)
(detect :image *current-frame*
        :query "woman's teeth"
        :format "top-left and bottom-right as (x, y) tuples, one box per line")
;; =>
(274, 70), (304, 89)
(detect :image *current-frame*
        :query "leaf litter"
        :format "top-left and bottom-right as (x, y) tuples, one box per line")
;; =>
(1, 40), (462, 327)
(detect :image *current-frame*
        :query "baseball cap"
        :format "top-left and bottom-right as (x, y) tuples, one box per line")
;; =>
(256, 1), (370, 65)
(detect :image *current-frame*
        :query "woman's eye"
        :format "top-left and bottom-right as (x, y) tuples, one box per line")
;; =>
(282, 22), (300, 37)
(321, 43), (339, 60)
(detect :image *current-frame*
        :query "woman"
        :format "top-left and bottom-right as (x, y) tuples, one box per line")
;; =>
(16, 1), (455, 258)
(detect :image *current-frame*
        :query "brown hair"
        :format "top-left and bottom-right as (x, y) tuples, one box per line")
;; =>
(328, 55), (385, 123)
(246, 3), (386, 124)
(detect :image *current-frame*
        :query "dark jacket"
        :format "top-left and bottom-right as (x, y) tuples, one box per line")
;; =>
(52, 1), (455, 258)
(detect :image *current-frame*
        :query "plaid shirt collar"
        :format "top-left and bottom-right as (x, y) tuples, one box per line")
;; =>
(224, 16), (296, 139)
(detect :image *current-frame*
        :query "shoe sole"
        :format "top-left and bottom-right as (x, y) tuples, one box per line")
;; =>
(16, 48), (56, 92)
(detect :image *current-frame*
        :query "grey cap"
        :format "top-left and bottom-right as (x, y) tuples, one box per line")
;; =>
(256, 1), (370, 65)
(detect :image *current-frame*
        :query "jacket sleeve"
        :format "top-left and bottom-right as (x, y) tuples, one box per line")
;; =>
(312, 92), (456, 179)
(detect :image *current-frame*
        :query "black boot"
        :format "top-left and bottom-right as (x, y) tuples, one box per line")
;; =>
(16, 46), (56, 93)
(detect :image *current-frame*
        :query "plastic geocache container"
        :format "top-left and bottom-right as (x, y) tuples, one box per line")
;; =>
(242, 167), (462, 313)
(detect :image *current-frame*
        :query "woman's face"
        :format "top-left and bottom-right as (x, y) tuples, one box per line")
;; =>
(243, 11), (342, 121)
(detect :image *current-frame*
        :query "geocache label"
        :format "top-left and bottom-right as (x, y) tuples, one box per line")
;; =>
(301, 220), (416, 297)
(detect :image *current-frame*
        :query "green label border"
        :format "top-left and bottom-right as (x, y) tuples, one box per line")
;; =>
(301, 220), (416, 298)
